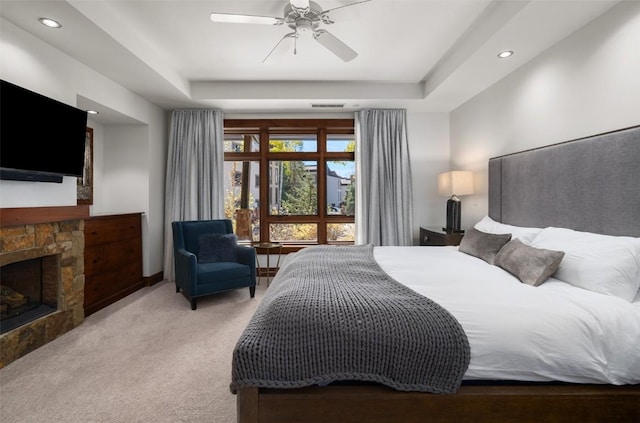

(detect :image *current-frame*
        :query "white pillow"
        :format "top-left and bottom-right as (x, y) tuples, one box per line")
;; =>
(530, 227), (640, 302)
(474, 216), (541, 245)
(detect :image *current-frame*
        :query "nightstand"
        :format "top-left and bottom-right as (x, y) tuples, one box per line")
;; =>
(419, 227), (464, 246)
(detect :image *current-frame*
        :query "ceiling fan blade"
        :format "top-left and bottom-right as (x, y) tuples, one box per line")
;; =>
(263, 32), (297, 63)
(210, 12), (284, 25)
(321, 0), (372, 15)
(313, 29), (357, 62)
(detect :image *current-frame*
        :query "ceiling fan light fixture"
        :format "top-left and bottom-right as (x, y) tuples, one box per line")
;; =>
(290, 0), (311, 12)
(210, 0), (369, 61)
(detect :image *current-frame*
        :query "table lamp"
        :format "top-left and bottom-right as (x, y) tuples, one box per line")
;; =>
(437, 171), (474, 232)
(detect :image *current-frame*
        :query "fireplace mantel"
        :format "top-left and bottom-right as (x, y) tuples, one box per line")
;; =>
(0, 206), (89, 227)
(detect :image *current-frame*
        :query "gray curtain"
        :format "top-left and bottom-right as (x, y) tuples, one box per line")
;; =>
(163, 109), (225, 281)
(355, 109), (413, 246)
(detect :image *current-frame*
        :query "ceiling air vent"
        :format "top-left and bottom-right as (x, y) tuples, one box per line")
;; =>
(311, 104), (345, 108)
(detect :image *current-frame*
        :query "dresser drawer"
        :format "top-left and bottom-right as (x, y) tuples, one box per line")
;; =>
(84, 213), (143, 316)
(84, 214), (142, 247)
(84, 241), (142, 276)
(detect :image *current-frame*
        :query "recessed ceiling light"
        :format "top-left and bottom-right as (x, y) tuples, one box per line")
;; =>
(497, 50), (514, 59)
(87, 110), (99, 115)
(39, 17), (62, 28)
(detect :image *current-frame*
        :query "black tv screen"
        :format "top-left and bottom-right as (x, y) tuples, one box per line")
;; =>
(0, 79), (88, 181)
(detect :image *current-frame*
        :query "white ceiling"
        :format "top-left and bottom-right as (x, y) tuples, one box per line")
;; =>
(0, 0), (620, 117)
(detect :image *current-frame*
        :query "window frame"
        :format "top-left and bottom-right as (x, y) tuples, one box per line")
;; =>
(224, 119), (355, 252)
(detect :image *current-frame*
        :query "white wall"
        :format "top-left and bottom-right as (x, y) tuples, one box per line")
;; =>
(86, 120), (105, 214)
(0, 17), (168, 277)
(0, 178), (78, 208)
(406, 112), (451, 244)
(146, 111), (170, 275)
(450, 1), (640, 228)
(102, 125), (149, 214)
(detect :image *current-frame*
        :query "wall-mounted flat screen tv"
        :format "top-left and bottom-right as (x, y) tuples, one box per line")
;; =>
(0, 79), (88, 183)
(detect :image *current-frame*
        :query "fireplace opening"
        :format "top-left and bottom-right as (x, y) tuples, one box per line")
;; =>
(1, 255), (59, 335)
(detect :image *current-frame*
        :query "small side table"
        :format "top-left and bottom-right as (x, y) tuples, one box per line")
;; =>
(252, 242), (283, 285)
(419, 227), (464, 246)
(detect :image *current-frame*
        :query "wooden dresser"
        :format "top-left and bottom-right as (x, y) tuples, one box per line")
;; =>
(84, 213), (143, 316)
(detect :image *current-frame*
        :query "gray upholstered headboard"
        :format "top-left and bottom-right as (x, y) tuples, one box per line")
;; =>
(488, 125), (640, 237)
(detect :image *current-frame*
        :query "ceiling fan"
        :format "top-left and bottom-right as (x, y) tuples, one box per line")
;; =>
(210, 0), (371, 62)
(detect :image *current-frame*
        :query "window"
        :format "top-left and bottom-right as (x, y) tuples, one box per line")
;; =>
(224, 119), (355, 250)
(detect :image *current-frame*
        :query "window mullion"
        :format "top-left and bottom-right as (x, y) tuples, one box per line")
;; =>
(259, 126), (270, 243)
(318, 127), (327, 244)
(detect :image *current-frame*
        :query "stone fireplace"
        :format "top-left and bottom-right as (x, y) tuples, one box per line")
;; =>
(1, 255), (59, 334)
(0, 216), (85, 368)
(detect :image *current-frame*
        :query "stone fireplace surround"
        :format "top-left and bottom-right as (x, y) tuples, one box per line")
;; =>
(0, 206), (88, 368)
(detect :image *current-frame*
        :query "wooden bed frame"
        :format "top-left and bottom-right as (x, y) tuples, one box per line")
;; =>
(235, 126), (640, 422)
(237, 384), (640, 423)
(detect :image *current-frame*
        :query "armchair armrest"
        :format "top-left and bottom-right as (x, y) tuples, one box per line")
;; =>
(174, 247), (198, 296)
(236, 245), (257, 285)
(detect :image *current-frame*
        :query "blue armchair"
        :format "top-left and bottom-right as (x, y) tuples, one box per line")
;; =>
(172, 219), (256, 310)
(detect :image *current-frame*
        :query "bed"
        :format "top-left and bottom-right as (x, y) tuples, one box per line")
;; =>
(232, 125), (640, 422)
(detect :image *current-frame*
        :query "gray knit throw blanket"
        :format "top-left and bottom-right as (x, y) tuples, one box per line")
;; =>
(230, 244), (470, 394)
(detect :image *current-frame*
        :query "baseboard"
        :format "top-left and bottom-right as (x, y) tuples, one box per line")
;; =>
(144, 272), (164, 286)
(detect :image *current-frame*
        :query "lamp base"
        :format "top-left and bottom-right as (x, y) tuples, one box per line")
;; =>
(445, 195), (462, 232)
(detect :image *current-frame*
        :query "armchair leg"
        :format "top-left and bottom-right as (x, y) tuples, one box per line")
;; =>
(250, 286), (256, 298)
(175, 283), (180, 293)
(191, 297), (198, 310)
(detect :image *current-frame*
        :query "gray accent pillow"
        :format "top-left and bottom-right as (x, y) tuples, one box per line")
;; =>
(494, 239), (565, 286)
(198, 233), (238, 263)
(458, 227), (512, 265)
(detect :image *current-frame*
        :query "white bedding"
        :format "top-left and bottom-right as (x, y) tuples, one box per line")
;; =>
(374, 246), (640, 385)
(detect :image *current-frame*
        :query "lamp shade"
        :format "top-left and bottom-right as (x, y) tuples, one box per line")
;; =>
(437, 171), (474, 196)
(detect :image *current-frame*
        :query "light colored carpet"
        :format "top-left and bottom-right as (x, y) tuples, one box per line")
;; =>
(0, 279), (267, 423)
